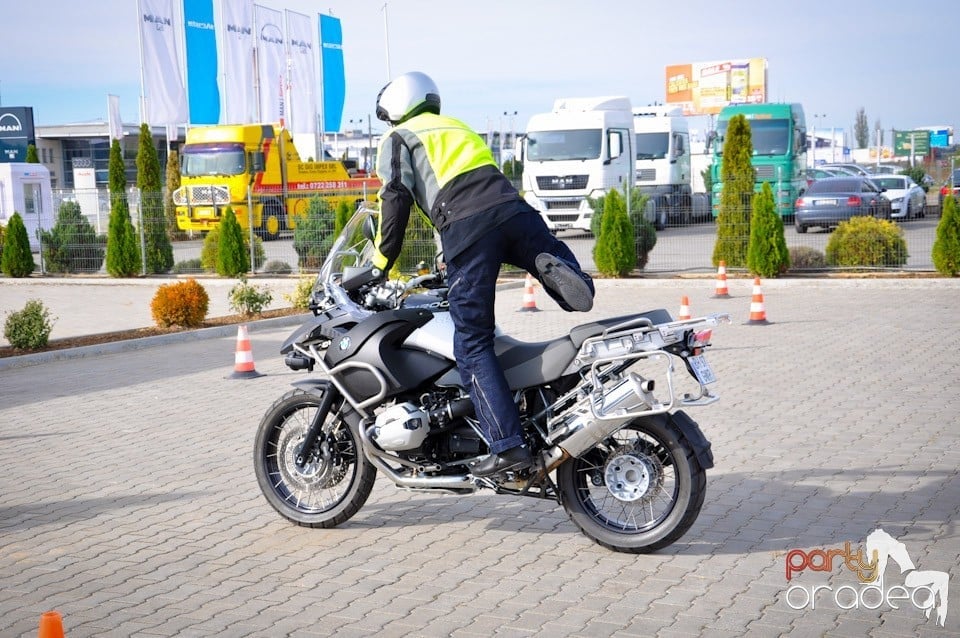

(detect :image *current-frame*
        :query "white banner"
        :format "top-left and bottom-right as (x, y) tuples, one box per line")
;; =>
(254, 4), (285, 125)
(108, 94), (123, 141)
(219, 0), (255, 124)
(285, 10), (317, 134)
(138, 0), (188, 125)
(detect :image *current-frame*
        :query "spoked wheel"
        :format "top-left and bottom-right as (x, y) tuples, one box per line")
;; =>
(254, 388), (376, 527)
(557, 416), (706, 553)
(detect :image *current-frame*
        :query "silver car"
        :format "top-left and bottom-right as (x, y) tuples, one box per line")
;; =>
(795, 176), (892, 233)
(869, 175), (926, 220)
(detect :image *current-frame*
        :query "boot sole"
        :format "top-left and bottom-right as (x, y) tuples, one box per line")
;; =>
(536, 253), (594, 312)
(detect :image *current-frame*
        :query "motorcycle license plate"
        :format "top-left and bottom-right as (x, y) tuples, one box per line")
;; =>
(688, 354), (717, 385)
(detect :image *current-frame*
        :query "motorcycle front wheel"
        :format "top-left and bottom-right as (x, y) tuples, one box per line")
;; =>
(557, 415), (706, 553)
(254, 388), (376, 528)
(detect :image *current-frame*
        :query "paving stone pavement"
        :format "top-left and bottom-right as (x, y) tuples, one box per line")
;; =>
(0, 277), (958, 637)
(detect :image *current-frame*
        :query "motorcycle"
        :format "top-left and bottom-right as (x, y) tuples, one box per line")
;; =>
(253, 205), (730, 553)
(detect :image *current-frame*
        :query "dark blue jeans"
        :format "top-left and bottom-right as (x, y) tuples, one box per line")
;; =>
(443, 207), (593, 454)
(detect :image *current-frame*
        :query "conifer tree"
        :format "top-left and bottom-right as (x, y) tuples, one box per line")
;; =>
(0, 212), (35, 277)
(25, 144), (39, 163)
(137, 123), (173, 273)
(106, 139), (142, 277)
(746, 182), (790, 276)
(932, 195), (960, 276)
(712, 114), (754, 268)
(164, 149), (184, 239)
(593, 188), (636, 277)
(216, 207), (250, 277)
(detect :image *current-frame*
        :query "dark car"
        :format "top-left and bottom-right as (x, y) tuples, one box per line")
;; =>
(794, 176), (892, 233)
(939, 168), (960, 208)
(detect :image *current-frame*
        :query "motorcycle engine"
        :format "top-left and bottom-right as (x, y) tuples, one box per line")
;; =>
(371, 403), (430, 451)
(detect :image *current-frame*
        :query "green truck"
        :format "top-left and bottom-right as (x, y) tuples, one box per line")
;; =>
(710, 103), (807, 218)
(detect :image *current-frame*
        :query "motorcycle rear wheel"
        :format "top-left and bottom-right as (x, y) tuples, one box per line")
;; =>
(254, 388), (376, 528)
(557, 416), (706, 553)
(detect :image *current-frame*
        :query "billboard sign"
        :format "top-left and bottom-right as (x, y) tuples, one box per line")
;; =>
(894, 130), (931, 156)
(665, 58), (767, 115)
(0, 107), (36, 163)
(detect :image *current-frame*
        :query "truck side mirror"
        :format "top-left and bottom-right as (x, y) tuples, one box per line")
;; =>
(250, 151), (265, 173)
(513, 135), (524, 162)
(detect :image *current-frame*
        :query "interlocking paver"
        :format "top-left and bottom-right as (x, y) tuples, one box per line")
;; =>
(1, 279), (959, 637)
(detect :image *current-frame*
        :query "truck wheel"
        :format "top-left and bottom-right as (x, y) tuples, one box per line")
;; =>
(261, 200), (284, 241)
(656, 198), (669, 231)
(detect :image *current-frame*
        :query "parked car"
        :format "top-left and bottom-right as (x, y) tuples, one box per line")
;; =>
(865, 164), (902, 175)
(820, 163), (872, 177)
(794, 176), (892, 233)
(805, 167), (841, 188)
(869, 175), (926, 219)
(939, 168), (960, 208)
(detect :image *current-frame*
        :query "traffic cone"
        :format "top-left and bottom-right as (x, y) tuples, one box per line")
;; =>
(678, 295), (692, 320)
(746, 277), (771, 325)
(518, 274), (540, 312)
(37, 611), (65, 638)
(713, 260), (730, 298)
(229, 325), (263, 378)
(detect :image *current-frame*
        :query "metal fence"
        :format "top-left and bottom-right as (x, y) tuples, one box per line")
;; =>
(9, 187), (946, 278)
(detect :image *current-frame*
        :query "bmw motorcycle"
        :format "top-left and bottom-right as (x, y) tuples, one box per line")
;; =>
(253, 205), (730, 553)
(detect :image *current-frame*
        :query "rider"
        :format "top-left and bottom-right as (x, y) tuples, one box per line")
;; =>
(371, 71), (595, 477)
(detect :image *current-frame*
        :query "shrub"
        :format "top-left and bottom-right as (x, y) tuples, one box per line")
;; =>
(932, 195), (960, 276)
(589, 187), (656, 269)
(4, 299), (55, 349)
(593, 188), (637, 277)
(788, 245), (827, 270)
(746, 182), (790, 277)
(293, 197), (336, 270)
(713, 114), (754, 268)
(172, 258), (202, 274)
(105, 139), (141, 277)
(40, 200), (106, 273)
(228, 277), (273, 317)
(150, 278), (210, 328)
(262, 260), (293, 274)
(284, 275), (316, 310)
(334, 199), (353, 238)
(216, 207), (249, 277)
(200, 224), (265, 273)
(1, 212), (35, 277)
(825, 216), (908, 268)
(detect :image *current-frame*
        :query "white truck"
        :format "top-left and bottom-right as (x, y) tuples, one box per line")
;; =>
(518, 96), (634, 233)
(633, 105), (693, 228)
(0, 163), (54, 251)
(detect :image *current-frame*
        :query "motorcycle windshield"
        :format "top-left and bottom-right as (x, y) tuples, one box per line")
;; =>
(318, 204), (380, 290)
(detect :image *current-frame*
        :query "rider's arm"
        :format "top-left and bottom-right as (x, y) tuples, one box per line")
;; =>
(373, 131), (415, 273)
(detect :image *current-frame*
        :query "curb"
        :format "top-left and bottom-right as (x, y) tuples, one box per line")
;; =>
(0, 313), (311, 371)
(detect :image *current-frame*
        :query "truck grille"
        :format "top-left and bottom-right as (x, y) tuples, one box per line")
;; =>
(536, 175), (588, 190)
(544, 199), (582, 210)
(547, 213), (580, 222)
(635, 168), (656, 182)
(174, 185), (231, 205)
(755, 166), (775, 179)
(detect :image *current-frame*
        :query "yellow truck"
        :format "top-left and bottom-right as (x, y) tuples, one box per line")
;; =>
(173, 124), (380, 240)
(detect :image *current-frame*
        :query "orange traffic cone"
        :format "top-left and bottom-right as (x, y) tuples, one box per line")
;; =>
(678, 295), (692, 320)
(229, 325), (263, 378)
(746, 277), (770, 325)
(518, 274), (540, 312)
(713, 260), (730, 298)
(37, 611), (65, 638)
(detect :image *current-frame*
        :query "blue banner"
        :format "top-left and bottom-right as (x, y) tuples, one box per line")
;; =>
(319, 14), (345, 133)
(183, 0), (220, 124)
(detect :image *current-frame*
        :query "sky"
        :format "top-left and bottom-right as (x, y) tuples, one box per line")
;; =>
(1, 0), (955, 144)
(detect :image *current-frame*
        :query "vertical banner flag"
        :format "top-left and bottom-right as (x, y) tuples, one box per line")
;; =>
(138, 0), (188, 124)
(220, 0), (255, 124)
(108, 94), (123, 141)
(183, 0), (220, 124)
(285, 10), (317, 135)
(254, 4), (285, 125)
(319, 14), (345, 134)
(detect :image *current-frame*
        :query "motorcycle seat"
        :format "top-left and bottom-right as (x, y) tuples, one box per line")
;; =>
(568, 309), (673, 348)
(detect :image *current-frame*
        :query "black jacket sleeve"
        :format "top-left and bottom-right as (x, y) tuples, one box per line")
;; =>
(374, 132), (415, 272)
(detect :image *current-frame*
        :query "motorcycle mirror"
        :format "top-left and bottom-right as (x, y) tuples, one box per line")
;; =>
(362, 216), (377, 242)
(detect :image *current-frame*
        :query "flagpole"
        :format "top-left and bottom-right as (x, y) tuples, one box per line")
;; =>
(382, 3), (391, 80)
(135, 0), (147, 124)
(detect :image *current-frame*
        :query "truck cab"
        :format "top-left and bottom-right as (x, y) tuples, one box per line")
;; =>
(633, 106), (692, 228)
(519, 96), (633, 233)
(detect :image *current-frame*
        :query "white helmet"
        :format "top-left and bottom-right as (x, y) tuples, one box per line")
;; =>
(375, 72), (441, 125)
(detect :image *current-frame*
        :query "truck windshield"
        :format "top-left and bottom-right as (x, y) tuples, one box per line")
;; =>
(526, 129), (601, 161)
(715, 118), (791, 157)
(635, 132), (668, 160)
(181, 143), (246, 177)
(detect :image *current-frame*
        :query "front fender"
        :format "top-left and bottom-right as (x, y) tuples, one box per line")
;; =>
(656, 410), (714, 470)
